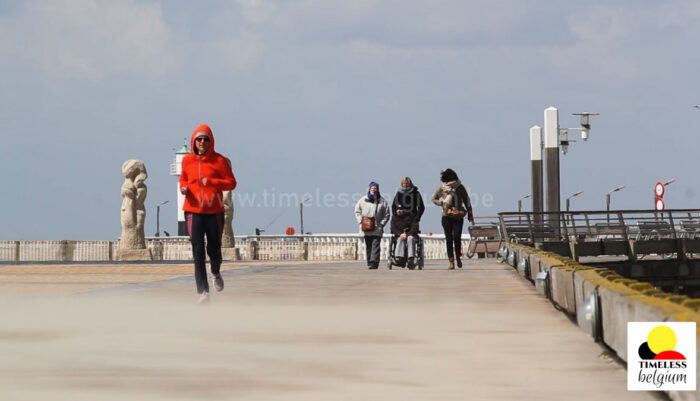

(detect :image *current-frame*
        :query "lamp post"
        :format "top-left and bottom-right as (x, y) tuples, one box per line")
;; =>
(542, 108), (598, 234)
(606, 185), (625, 222)
(566, 191), (583, 212)
(155, 200), (169, 237)
(299, 196), (312, 235)
(518, 194), (531, 213)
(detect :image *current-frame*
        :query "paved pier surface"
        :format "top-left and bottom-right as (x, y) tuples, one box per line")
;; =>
(0, 259), (663, 400)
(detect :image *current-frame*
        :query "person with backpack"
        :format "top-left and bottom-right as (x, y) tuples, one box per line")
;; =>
(432, 169), (474, 269)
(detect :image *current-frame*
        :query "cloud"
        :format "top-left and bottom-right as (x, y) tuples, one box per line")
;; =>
(270, 0), (530, 49)
(0, 0), (171, 80)
(540, 2), (700, 79)
(236, 0), (276, 23)
(217, 30), (267, 71)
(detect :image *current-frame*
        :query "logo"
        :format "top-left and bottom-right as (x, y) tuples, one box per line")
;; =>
(628, 322), (696, 391)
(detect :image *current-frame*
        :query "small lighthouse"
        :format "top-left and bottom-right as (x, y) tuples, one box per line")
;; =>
(170, 142), (190, 236)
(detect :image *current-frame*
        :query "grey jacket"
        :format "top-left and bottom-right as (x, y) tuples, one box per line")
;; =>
(354, 196), (390, 237)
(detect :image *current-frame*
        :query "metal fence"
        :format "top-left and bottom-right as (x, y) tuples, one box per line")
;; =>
(499, 209), (700, 244)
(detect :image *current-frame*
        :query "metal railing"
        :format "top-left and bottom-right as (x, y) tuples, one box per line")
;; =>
(498, 209), (700, 244)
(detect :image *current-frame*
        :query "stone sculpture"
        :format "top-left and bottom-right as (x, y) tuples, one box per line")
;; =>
(117, 159), (152, 260)
(220, 157), (238, 259)
(221, 189), (235, 248)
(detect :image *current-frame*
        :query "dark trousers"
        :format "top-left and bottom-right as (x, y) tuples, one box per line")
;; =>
(364, 235), (382, 265)
(187, 212), (224, 294)
(441, 216), (464, 259)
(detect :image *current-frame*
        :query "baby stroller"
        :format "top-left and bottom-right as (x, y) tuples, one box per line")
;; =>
(387, 232), (425, 270)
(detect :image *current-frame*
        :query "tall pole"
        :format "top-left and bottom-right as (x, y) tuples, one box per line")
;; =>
(530, 126), (543, 225)
(606, 193), (611, 223)
(300, 202), (304, 235)
(155, 200), (169, 237)
(544, 107), (560, 231)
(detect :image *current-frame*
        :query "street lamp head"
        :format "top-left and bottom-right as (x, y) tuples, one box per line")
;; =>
(568, 190), (584, 199)
(519, 194), (531, 201)
(608, 185), (625, 195)
(158, 200), (169, 207)
(664, 178), (676, 186)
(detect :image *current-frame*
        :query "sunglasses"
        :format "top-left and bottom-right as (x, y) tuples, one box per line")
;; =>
(195, 137), (210, 143)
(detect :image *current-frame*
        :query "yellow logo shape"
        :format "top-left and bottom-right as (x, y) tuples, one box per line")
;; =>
(647, 326), (677, 354)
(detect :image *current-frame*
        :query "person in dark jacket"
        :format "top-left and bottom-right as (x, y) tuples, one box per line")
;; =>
(432, 168), (473, 269)
(390, 177), (425, 268)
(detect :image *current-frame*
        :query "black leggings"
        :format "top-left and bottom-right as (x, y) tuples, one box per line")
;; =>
(187, 212), (224, 294)
(441, 216), (464, 259)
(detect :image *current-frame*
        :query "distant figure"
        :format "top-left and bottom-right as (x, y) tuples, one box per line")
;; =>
(180, 124), (237, 303)
(120, 159), (148, 250)
(390, 177), (425, 268)
(354, 182), (390, 269)
(432, 168), (474, 269)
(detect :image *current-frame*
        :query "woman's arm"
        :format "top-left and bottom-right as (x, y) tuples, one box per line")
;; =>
(416, 192), (425, 220)
(379, 198), (390, 227)
(431, 187), (443, 207)
(354, 199), (363, 223)
(458, 185), (472, 214)
(391, 194), (399, 216)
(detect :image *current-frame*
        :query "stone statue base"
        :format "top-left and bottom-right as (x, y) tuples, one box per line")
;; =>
(116, 248), (153, 261)
(221, 247), (240, 261)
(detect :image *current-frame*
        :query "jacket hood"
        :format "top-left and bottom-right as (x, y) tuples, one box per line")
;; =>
(190, 124), (216, 155)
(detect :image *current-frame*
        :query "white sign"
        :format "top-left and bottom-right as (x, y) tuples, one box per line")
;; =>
(655, 182), (665, 197)
(655, 198), (665, 211)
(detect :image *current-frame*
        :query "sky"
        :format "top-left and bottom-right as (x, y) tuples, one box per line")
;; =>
(1, 0), (699, 240)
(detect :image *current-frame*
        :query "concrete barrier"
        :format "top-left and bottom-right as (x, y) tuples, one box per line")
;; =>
(505, 243), (700, 401)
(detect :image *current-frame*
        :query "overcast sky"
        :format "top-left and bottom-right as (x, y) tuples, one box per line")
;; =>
(1, 0), (699, 240)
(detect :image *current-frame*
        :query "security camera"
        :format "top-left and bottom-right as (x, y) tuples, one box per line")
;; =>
(581, 129), (589, 141)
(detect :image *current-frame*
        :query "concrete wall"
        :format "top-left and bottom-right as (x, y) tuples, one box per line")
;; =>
(506, 243), (700, 401)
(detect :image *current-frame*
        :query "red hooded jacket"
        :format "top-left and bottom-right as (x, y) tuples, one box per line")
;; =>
(179, 124), (237, 214)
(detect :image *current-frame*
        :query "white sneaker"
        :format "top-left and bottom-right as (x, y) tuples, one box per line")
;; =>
(198, 291), (210, 304)
(213, 274), (224, 292)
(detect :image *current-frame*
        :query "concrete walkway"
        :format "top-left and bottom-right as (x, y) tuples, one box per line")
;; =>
(0, 259), (664, 400)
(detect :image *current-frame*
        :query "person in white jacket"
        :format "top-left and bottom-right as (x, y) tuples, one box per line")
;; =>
(354, 182), (390, 269)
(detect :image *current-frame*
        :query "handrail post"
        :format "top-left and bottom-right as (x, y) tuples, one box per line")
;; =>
(668, 212), (677, 239)
(570, 212), (578, 242)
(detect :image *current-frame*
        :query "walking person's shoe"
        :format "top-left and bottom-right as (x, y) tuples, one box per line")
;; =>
(448, 257), (455, 270)
(213, 273), (224, 292)
(198, 291), (210, 304)
(368, 262), (379, 269)
(456, 256), (463, 268)
(407, 257), (415, 269)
